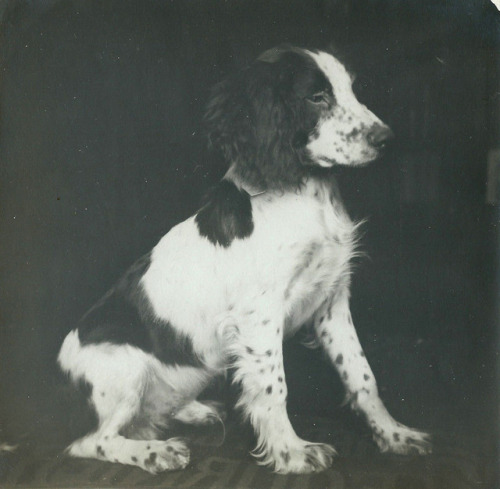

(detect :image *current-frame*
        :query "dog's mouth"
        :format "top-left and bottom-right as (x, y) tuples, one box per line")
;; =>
(316, 156), (337, 168)
(315, 149), (381, 168)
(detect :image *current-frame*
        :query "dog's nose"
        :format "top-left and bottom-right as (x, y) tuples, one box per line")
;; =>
(367, 125), (394, 148)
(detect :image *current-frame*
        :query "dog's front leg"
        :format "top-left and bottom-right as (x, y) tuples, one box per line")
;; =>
(315, 288), (432, 455)
(228, 313), (335, 473)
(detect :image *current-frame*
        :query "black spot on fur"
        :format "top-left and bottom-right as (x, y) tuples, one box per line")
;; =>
(393, 433), (400, 442)
(262, 319), (270, 325)
(363, 374), (370, 381)
(278, 376), (283, 382)
(97, 445), (105, 457)
(345, 127), (361, 142)
(266, 350), (272, 356)
(280, 451), (291, 464)
(131, 456), (138, 462)
(266, 385), (272, 394)
(77, 253), (202, 367)
(101, 392), (105, 397)
(335, 354), (343, 365)
(246, 346), (254, 355)
(360, 351), (365, 357)
(195, 180), (254, 247)
(166, 446), (173, 452)
(144, 452), (157, 467)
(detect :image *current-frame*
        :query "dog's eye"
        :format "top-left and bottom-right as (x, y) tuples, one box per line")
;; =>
(307, 92), (328, 104)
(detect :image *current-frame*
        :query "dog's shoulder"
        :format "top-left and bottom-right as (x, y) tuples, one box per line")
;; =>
(195, 179), (254, 248)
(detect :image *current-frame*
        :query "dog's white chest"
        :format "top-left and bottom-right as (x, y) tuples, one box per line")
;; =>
(249, 180), (358, 331)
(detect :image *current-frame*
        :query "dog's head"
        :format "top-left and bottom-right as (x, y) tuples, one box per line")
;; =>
(205, 45), (393, 190)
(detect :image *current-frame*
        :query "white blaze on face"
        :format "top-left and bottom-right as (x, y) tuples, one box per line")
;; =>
(305, 50), (388, 167)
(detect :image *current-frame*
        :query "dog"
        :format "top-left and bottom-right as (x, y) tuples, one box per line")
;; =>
(58, 45), (431, 474)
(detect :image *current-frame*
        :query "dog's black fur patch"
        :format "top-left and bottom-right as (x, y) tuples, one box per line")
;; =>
(195, 179), (254, 247)
(78, 253), (201, 367)
(204, 47), (333, 191)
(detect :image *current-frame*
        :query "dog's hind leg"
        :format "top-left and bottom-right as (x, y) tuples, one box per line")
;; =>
(67, 399), (190, 474)
(313, 288), (432, 456)
(59, 331), (191, 473)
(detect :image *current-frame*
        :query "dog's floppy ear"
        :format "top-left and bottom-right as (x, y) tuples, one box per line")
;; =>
(204, 51), (312, 190)
(204, 69), (256, 167)
(204, 44), (299, 163)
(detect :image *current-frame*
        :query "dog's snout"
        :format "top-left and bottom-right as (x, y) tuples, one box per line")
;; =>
(367, 125), (394, 148)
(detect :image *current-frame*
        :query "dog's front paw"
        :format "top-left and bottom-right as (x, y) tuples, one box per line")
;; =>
(373, 424), (432, 456)
(260, 442), (336, 474)
(281, 442), (337, 473)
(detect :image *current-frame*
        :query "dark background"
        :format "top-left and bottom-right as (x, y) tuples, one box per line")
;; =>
(0, 0), (498, 479)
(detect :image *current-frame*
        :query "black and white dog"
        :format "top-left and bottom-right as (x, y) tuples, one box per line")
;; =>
(58, 46), (431, 474)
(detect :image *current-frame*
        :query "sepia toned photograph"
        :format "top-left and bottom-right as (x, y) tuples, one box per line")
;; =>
(0, 1), (498, 487)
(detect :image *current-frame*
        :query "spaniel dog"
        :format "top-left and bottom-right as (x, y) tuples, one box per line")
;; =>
(58, 45), (431, 474)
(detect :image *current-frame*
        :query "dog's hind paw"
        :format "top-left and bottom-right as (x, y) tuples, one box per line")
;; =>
(138, 438), (190, 474)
